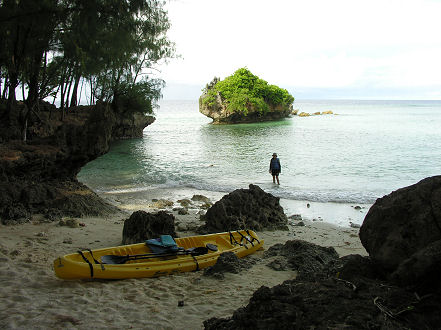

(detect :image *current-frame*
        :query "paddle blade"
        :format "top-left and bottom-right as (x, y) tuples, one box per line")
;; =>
(101, 255), (129, 264)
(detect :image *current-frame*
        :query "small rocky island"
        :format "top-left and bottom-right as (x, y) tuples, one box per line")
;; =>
(199, 68), (294, 124)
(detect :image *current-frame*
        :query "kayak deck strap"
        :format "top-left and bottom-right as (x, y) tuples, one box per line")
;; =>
(229, 230), (260, 249)
(77, 250), (94, 278)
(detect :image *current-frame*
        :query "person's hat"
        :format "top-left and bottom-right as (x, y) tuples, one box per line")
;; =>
(272, 153), (277, 156)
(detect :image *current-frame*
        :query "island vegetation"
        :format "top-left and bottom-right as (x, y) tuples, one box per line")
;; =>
(199, 68), (294, 124)
(201, 68), (294, 114)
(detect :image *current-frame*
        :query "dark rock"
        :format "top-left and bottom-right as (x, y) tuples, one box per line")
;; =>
(0, 100), (155, 224)
(204, 252), (242, 276)
(122, 210), (177, 245)
(1, 203), (31, 224)
(391, 239), (441, 291)
(266, 257), (289, 271)
(201, 184), (288, 232)
(203, 252), (257, 278)
(204, 252), (441, 330)
(203, 276), (440, 330)
(325, 254), (379, 282)
(264, 240), (339, 277)
(359, 176), (441, 282)
(44, 208), (63, 222)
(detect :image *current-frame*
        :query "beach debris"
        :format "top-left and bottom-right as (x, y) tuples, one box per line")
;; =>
(177, 199), (192, 208)
(200, 202), (213, 209)
(349, 222), (361, 228)
(200, 184), (288, 232)
(122, 210), (177, 245)
(191, 194), (211, 203)
(149, 199), (174, 209)
(59, 218), (80, 228)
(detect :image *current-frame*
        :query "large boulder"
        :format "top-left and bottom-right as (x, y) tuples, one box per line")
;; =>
(201, 184), (288, 232)
(122, 210), (177, 245)
(359, 176), (441, 286)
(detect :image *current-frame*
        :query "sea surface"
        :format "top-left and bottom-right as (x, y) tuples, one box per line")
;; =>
(78, 99), (441, 206)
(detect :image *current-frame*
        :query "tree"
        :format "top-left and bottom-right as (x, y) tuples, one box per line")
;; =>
(0, 0), (175, 140)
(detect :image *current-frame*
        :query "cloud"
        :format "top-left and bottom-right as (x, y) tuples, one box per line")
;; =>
(156, 0), (441, 99)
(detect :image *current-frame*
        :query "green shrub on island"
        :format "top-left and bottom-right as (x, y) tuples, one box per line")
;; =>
(202, 68), (294, 115)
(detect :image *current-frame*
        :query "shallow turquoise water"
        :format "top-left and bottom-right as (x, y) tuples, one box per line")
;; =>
(78, 99), (441, 204)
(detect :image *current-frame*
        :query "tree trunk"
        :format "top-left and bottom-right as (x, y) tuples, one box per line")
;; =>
(70, 73), (81, 107)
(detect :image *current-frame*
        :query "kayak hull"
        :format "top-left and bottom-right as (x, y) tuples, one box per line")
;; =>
(53, 230), (263, 280)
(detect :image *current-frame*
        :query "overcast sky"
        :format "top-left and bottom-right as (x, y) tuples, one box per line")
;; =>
(156, 0), (441, 100)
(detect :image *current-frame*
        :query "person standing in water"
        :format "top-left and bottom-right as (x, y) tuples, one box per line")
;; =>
(269, 153), (281, 184)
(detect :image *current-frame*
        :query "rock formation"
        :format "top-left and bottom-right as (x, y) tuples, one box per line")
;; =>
(203, 177), (441, 329)
(0, 101), (155, 224)
(200, 184), (288, 232)
(199, 69), (294, 124)
(359, 175), (441, 288)
(199, 93), (292, 124)
(121, 210), (177, 245)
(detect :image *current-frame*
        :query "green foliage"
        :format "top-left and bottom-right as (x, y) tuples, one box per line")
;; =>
(202, 68), (294, 114)
(0, 0), (175, 114)
(113, 79), (164, 115)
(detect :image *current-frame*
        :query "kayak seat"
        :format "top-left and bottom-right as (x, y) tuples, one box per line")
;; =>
(145, 235), (180, 254)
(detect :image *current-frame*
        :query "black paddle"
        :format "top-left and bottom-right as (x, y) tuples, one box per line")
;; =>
(101, 246), (211, 265)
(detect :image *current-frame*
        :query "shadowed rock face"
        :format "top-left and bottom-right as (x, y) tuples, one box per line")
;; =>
(199, 92), (292, 124)
(204, 246), (441, 330)
(122, 210), (177, 245)
(0, 101), (154, 224)
(201, 184), (288, 232)
(359, 176), (441, 287)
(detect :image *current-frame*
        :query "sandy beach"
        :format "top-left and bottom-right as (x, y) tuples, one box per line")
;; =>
(0, 188), (368, 329)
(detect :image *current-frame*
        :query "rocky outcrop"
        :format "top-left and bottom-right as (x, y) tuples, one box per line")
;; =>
(297, 110), (334, 117)
(122, 210), (177, 245)
(199, 92), (292, 124)
(200, 184), (288, 232)
(359, 176), (441, 287)
(204, 243), (441, 330)
(204, 178), (441, 329)
(0, 100), (155, 224)
(112, 112), (155, 139)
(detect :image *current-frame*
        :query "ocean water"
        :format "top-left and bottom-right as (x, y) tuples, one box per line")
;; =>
(78, 99), (441, 205)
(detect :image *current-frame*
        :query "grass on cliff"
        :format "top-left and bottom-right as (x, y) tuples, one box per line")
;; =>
(202, 68), (294, 115)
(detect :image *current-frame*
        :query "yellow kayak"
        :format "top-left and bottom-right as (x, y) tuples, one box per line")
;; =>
(54, 230), (264, 280)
